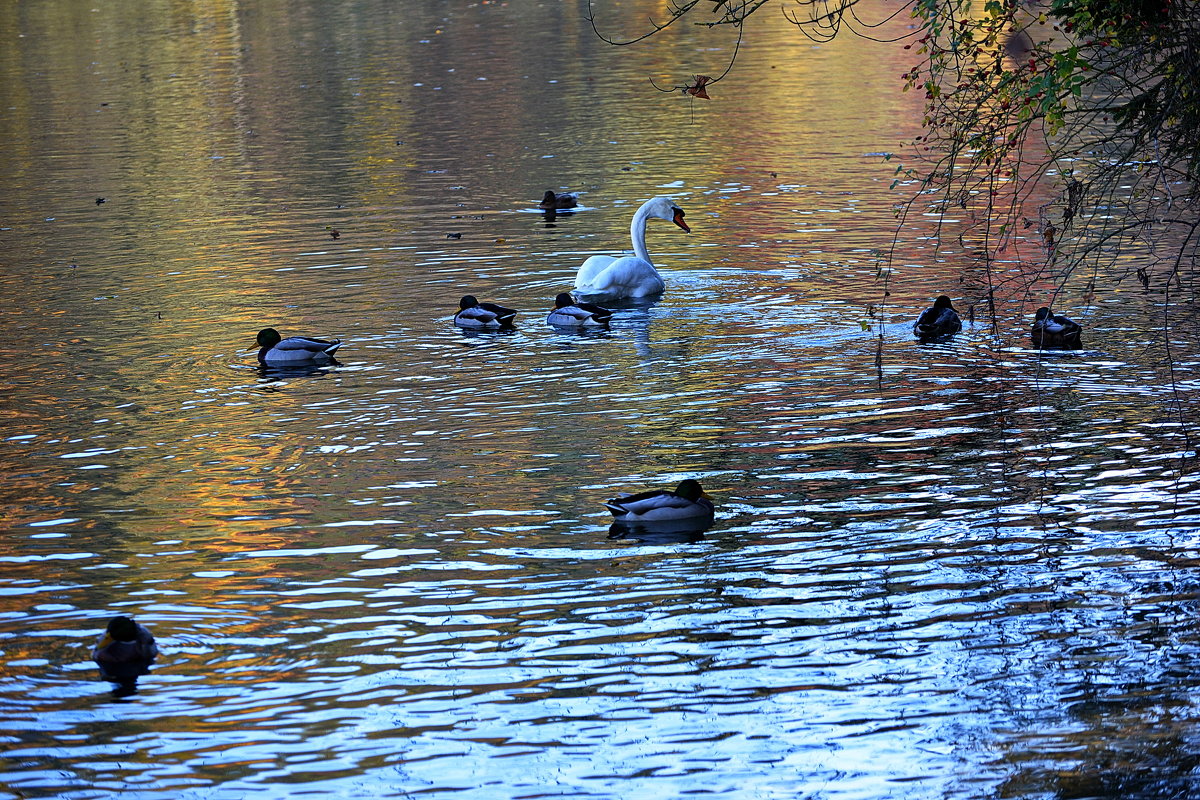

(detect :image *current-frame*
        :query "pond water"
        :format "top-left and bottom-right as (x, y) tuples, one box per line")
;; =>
(2, 1), (1199, 798)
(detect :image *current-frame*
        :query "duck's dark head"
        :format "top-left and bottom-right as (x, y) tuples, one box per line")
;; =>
(933, 295), (955, 310)
(675, 478), (707, 501)
(1034, 306), (1052, 321)
(541, 190), (557, 205)
(554, 292), (575, 309)
(460, 295), (480, 310)
(106, 615), (139, 642)
(256, 328), (282, 349)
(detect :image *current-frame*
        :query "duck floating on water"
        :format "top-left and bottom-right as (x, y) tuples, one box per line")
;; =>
(92, 615), (158, 697)
(604, 478), (715, 524)
(455, 295), (517, 329)
(913, 295), (963, 339)
(574, 196), (690, 300)
(1031, 306), (1083, 349)
(546, 292), (613, 327)
(255, 328), (342, 365)
(540, 190), (578, 210)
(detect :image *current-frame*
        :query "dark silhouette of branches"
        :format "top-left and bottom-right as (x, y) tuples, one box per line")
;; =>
(590, 0), (1200, 470)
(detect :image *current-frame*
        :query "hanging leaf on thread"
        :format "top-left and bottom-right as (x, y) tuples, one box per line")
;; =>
(684, 75), (713, 99)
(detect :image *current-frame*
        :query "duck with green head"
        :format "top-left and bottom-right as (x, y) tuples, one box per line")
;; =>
(93, 615), (158, 697)
(604, 478), (715, 524)
(540, 190), (578, 210)
(546, 292), (613, 327)
(913, 295), (963, 339)
(455, 295), (517, 329)
(255, 328), (341, 364)
(1031, 306), (1083, 349)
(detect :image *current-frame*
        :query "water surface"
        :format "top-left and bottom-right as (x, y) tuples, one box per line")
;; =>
(1, 1), (1199, 798)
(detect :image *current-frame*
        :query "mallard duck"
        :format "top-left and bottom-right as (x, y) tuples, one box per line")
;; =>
(455, 295), (517, 328)
(255, 328), (341, 364)
(1031, 306), (1082, 349)
(574, 196), (690, 299)
(540, 190), (578, 210)
(913, 295), (963, 338)
(92, 615), (158, 696)
(604, 478), (715, 524)
(546, 292), (613, 327)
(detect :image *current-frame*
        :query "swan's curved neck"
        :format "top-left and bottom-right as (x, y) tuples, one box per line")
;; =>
(629, 204), (653, 264)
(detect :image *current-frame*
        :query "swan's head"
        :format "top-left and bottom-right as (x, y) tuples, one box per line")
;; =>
(553, 292), (576, 309)
(460, 295), (480, 310)
(256, 328), (282, 349)
(933, 295), (955, 311)
(642, 196), (690, 233)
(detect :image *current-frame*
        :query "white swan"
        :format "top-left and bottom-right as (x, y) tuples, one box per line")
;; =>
(574, 196), (690, 299)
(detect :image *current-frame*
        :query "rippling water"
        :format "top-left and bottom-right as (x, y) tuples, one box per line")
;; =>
(2, 1), (1199, 798)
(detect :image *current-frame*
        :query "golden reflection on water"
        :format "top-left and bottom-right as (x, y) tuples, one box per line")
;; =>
(1, 1), (1199, 798)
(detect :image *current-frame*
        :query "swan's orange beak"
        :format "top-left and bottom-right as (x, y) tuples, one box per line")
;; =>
(672, 208), (690, 233)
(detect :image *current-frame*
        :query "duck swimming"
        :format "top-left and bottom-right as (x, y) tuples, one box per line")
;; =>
(574, 196), (690, 300)
(546, 292), (613, 327)
(604, 478), (715, 524)
(913, 295), (963, 338)
(92, 615), (158, 697)
(255, 328), (342, 364)
(455, 295), (517, 328)
(1031, 306), (1083, 349)
(540, 190), (578, 210)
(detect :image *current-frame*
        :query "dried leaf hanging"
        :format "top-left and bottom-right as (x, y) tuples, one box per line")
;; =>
(685, 75), (712, 99)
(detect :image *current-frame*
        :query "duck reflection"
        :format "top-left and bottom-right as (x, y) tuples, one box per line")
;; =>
(256, 362), (340, 381)
(457, 326), (521, 341)
(608, 519), (711, 544)
(541, 206), (576, 225)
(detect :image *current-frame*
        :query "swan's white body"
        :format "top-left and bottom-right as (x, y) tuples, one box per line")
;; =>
(574, 197), (689, 299)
